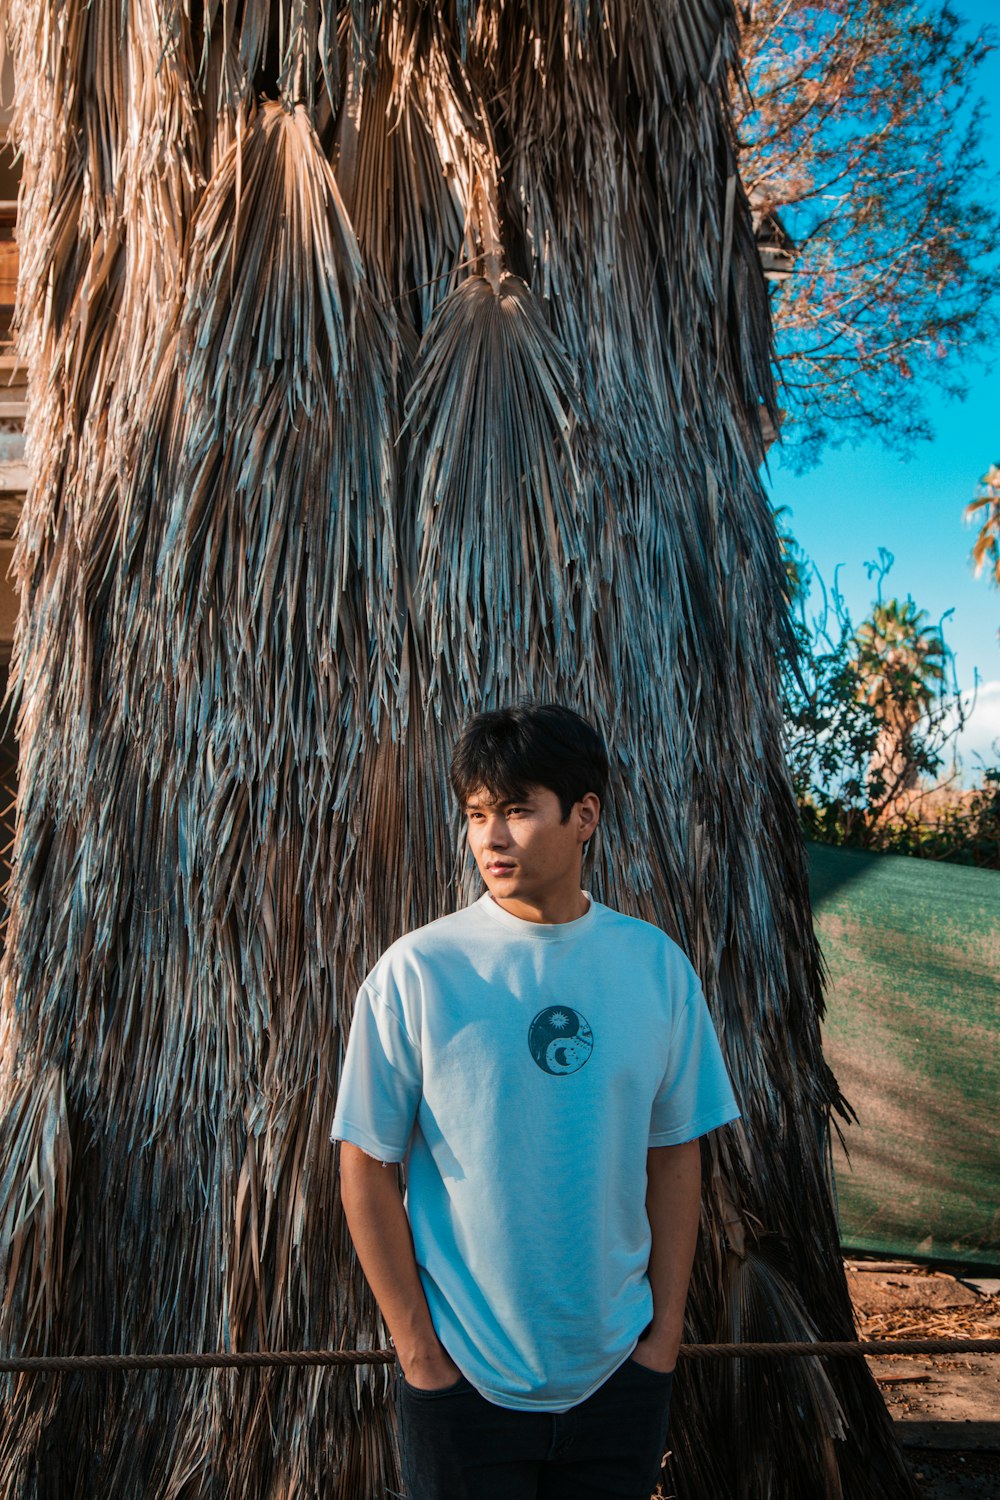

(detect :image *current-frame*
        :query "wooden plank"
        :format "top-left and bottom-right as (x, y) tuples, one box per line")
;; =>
(895, 1420), (1000, 1453)
(0, 460), (28, 492)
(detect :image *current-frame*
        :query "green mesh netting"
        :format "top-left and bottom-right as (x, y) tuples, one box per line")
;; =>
(810, 842), (1000, 1268)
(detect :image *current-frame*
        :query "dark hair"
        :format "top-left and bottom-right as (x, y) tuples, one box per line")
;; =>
(449, 703), (609, 821)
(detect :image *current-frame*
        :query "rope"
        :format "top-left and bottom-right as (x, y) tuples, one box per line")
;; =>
(1, 1339), (998, 1375)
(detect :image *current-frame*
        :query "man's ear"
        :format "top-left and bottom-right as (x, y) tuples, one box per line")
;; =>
(578, 791), (601, 843)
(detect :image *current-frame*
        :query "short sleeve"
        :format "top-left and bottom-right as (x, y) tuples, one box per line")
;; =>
(331, 982), (422, 1163)
(649, 976), (740, 1146)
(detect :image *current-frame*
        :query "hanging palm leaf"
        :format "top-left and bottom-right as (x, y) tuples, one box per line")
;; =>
(404, 271), (584, 701)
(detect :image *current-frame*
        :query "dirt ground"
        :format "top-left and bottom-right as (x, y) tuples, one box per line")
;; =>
(846, 1257), (1000, 1498)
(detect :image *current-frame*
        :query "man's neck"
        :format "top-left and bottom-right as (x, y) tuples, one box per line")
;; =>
(488, 888), (591, 925)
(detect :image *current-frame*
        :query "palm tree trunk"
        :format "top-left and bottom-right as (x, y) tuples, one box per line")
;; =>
(0, 3), (916, 1495)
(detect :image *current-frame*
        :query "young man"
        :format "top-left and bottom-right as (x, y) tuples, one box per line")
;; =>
(332, 704), (739, 1499)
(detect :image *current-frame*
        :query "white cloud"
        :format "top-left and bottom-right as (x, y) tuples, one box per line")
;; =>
(941, 679), (1000, 783)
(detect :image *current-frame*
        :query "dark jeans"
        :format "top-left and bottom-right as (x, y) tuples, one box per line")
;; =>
(396, 1354), (674, 1500)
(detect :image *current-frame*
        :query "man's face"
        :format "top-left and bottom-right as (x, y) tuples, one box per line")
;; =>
(463, 784), (599, 913)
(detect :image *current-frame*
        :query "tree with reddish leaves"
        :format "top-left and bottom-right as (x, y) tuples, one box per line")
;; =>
(737, 0), (1000, 468)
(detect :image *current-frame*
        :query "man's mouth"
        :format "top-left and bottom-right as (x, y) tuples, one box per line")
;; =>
(486, 862), (516, 875)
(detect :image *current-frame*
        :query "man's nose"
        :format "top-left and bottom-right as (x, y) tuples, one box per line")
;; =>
(483, 816), (509, 848)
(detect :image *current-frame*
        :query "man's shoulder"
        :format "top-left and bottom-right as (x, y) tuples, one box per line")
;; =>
(365, 904), (483, 983)
(595, 902), (690, 953)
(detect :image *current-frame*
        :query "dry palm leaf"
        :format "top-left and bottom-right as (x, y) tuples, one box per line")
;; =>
(403, 270), (583, 702)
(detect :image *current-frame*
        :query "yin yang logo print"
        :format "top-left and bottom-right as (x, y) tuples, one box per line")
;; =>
(528, 1006), (594, 1075)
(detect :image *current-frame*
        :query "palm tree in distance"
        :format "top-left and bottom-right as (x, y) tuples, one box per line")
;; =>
(854, 598), (948, 812)
(0, 3), (917, 1497)
(966, 461), (1000, 600)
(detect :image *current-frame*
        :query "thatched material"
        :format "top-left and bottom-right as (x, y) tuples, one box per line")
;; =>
(0, 3), (915, 1496)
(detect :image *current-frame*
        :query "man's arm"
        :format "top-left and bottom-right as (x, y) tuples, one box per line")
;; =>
(631, 1138), (703, 1373)
(339, 1141), (461, 1389)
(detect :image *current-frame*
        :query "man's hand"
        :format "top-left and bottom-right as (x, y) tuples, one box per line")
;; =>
(629, 1330), (680, 1375)
(400, 1343), (463, 1390)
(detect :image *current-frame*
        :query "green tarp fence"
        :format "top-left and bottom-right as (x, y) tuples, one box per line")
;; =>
(809, 842), (999, 1268)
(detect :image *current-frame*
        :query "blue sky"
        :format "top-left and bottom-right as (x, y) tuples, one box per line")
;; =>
(761, 0), (1000, 783)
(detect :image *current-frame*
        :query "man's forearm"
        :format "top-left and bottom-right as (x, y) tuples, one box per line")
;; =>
(635, 1139), (703, 1370)
(338, 1141), (459, 1385)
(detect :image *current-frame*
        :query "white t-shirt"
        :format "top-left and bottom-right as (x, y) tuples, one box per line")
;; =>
(331, 891), (739, 1411)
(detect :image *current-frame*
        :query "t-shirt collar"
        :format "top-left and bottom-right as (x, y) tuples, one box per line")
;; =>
(476, 890), (596, 942)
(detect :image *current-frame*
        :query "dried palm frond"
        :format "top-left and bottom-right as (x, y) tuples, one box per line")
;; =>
(0, 1), (915, 1496)
(403, 271), (584, 702)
